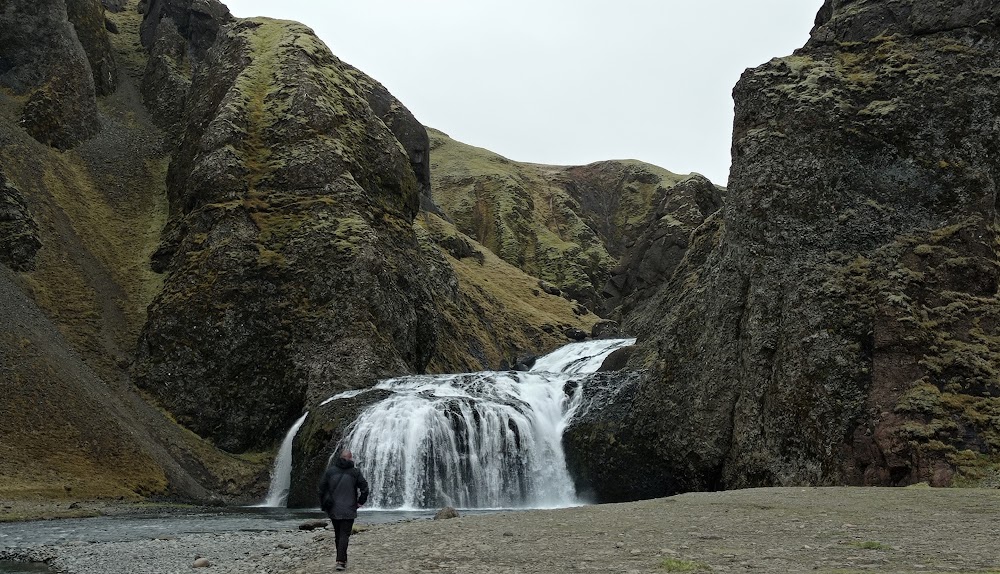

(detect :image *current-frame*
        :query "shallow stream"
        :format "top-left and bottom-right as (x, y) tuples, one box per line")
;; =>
(0, 505), (501, 573)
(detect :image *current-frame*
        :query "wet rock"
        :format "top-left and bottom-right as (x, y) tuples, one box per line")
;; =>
(591, 320), (620, 339)
(563, 327), (587, 342)
(298, 520), (327, 531)
(434, 507), (459, 520)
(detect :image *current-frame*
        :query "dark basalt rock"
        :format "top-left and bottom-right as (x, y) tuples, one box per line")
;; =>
(0, 172), (41, 271)
(570, 0), (1000, 501)
(286, 389), (392, 508)
(139, 0), (231, 56)
(133, 18), (442, 454)
(601, 174), (723, 317)
(0, 0), (101, 149)
(66, 0), (118, 96)
(102, 0), (126, 12)
(139, 0), (232, 135)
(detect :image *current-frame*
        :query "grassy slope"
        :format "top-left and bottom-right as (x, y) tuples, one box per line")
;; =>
(417, 213), (600, 372)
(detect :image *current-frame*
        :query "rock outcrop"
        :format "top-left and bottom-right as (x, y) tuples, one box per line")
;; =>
(0, 0), (104, 149)
(66, 0), (118, 96)
(139, 0), (232, 135)
(565, 0), (1000, 500)
(132, 17), (440, 453)
(600, 174), (723, 316)
(0, 172), (41, 271)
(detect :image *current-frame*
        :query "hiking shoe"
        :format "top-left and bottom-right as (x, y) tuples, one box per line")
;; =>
(335, 562), (346, 571)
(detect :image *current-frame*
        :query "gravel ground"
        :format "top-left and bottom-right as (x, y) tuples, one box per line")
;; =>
(3, 487), (999, 574)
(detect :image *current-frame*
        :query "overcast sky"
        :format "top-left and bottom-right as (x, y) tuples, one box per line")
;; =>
(225, 1), (821, 186)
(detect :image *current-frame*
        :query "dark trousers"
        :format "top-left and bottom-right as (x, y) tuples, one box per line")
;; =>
(331, 518), (355, 564)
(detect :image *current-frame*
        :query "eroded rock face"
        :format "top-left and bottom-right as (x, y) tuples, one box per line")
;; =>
(0, 0), (102, 149)
(139, 0), (232, 135)
(600, 174), (723, 317)
(65, 0), (118, 96)
(133, 18), (440, 453)
(565, 0), (1000, 500)
(0, 172), (41, 271)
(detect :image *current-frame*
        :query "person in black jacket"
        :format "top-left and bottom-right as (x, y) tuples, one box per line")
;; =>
(319, 448), (370, 571)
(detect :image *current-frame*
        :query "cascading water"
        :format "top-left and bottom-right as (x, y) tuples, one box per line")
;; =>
(340, 338), (635, 510)
(259, 412), (309, 507)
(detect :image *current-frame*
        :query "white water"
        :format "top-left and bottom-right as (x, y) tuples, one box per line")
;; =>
(342, 338), (635, 510)
(259, 412), (309, 508)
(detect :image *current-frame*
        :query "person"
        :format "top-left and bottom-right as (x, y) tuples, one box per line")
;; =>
(319, 448), (369, 571)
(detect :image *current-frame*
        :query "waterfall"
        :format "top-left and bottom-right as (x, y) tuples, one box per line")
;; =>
(259, 412), (309, 507)
(339, 338), (635, 510)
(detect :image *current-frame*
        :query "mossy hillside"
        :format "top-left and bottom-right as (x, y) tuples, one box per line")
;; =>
(0, 146), (167, 365)
(429, 128), (702, 309)
(0, 0), (276, 504)
(416, 212), (599, 373)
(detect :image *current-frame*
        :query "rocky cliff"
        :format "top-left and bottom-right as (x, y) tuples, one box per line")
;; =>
(566, 0), (1000, 501)
(0, 0), (601, 503)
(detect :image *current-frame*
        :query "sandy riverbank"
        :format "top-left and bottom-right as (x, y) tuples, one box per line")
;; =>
(3, 487), (998, 574)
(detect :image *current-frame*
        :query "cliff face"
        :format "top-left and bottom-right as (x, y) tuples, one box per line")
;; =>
(0, 0), (103, 149)
(0, 1), (274, 504)
(566, 0), (1000, 500)
(131, 16), (442, 453)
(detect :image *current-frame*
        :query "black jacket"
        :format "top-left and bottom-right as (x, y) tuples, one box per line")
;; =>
(319, 457), (370, 520)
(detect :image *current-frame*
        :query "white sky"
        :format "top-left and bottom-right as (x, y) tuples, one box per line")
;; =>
(225, 1), (821, 185)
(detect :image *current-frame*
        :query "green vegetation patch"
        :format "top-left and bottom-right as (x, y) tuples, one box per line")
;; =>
(847, 540), (892, 551)
(660, 558), (711, 572)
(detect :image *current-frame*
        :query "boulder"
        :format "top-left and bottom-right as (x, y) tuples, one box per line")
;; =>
(298, 519), (328, 531)
(434, 507), (459, 520)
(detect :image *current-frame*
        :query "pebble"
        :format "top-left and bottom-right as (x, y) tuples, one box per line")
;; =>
(23, 529), (326, 574)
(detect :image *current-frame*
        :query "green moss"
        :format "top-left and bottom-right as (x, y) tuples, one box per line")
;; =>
(894, 381), (945, 416)
(104, 0), (149, 79)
